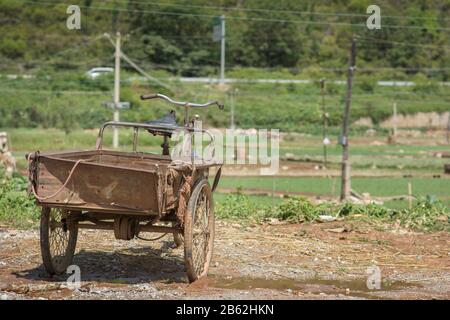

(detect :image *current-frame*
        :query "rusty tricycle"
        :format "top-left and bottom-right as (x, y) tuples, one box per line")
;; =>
(27, 93), (223, 282)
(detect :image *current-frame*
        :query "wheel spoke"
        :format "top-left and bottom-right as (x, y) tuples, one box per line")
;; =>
(191, 185), (211, 276)
(48, 208), (70, 269)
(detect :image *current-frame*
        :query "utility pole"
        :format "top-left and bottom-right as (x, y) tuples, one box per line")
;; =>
(320, 78), (328, 167)
(113, 32), (121, 149)
(220, 15), (226, 85)
(340, 36), (356, 201)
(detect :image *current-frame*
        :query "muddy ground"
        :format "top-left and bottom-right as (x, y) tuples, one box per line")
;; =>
(0, 219), (449, 300)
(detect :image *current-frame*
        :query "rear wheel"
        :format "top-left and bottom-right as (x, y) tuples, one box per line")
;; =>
(184, 179), (214, 282)
(40, 207), (78, 275)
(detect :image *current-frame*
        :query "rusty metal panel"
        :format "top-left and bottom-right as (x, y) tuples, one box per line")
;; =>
(36, 155), (163, 214)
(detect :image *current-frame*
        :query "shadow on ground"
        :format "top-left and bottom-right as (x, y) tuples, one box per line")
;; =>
(12, 240), (187, 284)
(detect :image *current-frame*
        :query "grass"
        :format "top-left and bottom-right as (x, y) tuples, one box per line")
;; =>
(214, 192), (449, 232)
(217, 176), (450, 207)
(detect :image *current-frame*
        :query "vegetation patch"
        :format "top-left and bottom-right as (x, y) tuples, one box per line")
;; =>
(215, 188), (273, 222)
(0, 167), (40, 228)
(216, 191), (450, 232)
(1, 166), (448, 232)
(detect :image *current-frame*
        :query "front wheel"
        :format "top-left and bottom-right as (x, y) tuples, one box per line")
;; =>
(40, 207), (78, 275)
(184, 179), (215, 282)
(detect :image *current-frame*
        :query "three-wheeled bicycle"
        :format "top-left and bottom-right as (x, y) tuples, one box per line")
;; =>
(27, 94), (223, 282)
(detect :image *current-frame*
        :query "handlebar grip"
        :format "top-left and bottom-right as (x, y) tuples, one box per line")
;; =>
(140, 94), (159, 100)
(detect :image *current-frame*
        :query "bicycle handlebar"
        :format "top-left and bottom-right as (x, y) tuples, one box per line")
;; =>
(140, 93), (224, 110)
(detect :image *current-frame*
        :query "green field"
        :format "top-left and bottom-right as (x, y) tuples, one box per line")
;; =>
(218, 176), (449, 197)
(216, 176), (450, 209)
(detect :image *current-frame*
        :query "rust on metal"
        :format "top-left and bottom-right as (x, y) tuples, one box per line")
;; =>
(176, 174), (193, 227)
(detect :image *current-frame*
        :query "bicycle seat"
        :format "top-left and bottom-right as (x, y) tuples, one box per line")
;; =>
(145, 110), (180, 136)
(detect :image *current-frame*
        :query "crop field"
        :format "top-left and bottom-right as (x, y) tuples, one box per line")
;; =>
(2, 70), (450, 134)
(217, 176), (450, 209)
(7, 127), (450, 213)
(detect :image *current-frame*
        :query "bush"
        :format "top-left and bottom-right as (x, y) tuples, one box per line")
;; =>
(277, 197), (329, 223)
(216, 192), (449, 232)
(0, 167), (40, 228)
(215, 188), (272, 221)
(394, 197), (449, 232)
(337, 202), (392, 219)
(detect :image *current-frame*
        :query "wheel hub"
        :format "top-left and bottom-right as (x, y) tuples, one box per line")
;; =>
(114, 216), (138, 240)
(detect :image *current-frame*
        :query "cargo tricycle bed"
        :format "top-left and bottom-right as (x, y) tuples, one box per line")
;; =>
(27, 93), (224, 282)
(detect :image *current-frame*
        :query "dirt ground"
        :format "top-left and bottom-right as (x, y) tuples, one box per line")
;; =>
(0, 220), (449, 300)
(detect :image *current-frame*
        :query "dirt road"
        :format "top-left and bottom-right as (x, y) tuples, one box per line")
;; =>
(0, 220), (449, 300)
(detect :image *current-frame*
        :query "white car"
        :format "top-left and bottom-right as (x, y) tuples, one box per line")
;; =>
(86, 67), (114, 79)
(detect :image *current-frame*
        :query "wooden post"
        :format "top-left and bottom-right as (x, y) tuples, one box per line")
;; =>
(393, 102), (397, 140)
(320, 78), (328, 167)
(388, 101), (398, 145)
(446, 116), (450, 144)
(340, 36), (356, 201)
(408, 182), (413, 209)
(229, 88), (238, 130)
(444, 164), (450, 174)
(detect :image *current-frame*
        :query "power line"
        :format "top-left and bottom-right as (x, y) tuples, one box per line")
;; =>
(103, 33), (172, 90)
(120, 51), (171, 89)
(0, 88), (111, 95)
(18, 0), (450, 32)
(130, 33), (450, 52)
(353, 67), (450, 72)
(357, 36), (450, 51)
(108, 0), (450, 22)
